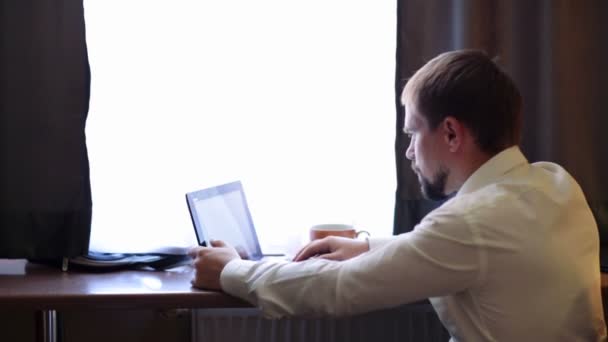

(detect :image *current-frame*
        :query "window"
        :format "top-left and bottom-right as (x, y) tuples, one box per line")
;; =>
(84, 0), (396, 254)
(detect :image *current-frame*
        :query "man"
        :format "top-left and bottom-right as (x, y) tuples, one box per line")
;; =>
(189, 50), (607, 341)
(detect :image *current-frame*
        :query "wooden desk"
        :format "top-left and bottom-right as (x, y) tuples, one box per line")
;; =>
(0, 259), (249, 342)
(0, 259), (248, 311)
(3, 260), (608, 342)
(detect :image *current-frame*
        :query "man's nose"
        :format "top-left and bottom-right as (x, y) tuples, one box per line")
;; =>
(405, 141), (414, 161)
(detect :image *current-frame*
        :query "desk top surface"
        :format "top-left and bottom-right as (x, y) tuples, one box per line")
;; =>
(2, 259), (608, 311)
(0, 259), (249, 311)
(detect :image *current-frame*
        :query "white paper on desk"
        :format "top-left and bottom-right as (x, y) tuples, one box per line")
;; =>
(0, 259), (27, 275)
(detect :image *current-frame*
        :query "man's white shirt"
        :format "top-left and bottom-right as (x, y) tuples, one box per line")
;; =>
(220, 146), (606, 341)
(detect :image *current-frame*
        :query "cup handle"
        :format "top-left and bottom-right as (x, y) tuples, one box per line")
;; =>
(355, 230), (371, 239)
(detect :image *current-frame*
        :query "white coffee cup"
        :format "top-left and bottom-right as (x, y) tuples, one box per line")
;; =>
(309, 223), (370, 241)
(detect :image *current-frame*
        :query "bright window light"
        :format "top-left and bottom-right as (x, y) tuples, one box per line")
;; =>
(84, 0), (396, 254)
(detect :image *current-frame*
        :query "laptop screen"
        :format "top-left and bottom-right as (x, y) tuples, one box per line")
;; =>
(186, 181), (263, 260)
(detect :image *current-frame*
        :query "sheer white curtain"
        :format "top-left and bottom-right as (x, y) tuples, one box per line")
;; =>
(84, 0), (396, 254)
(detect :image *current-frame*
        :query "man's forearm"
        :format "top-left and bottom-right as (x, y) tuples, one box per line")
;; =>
(220, 258), (349, 318)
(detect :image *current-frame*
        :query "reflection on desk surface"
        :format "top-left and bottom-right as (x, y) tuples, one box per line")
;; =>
(0, 260), (196, 295)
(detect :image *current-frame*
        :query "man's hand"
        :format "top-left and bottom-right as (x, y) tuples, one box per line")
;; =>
(188, 240), (241, 290)
(293, 236), (370, 262)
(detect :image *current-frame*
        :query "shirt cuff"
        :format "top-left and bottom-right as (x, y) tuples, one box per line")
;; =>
(220, 259), (258, 301)
(367, 236), (394, 250)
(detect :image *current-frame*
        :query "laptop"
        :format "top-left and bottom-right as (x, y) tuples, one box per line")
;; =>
(185, 180), (285, 261)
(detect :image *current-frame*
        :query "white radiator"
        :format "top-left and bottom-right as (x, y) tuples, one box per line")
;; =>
(192, 302), (450, 342)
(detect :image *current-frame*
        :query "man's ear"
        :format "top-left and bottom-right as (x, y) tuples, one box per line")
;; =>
(442, 117), (463, 152)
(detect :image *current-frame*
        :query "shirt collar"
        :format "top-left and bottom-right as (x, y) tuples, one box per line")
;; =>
(457, 146), (528, 196)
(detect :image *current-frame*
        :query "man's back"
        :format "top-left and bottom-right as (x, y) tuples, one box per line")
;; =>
(429, 147), (606, 341)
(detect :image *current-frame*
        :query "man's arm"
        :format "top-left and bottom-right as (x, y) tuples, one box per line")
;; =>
(197, 208), (484, 318)
(292, 236), (370, 261)
(189, 236), (371, 289)
(367, 236), (394, 250)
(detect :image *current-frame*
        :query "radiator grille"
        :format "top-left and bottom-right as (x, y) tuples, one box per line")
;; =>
(192, 302), (450, 342)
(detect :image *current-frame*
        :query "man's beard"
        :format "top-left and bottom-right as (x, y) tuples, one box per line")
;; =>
(417, 166), (450, 201)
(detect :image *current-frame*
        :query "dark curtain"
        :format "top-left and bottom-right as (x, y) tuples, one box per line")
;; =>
(394, 0), (608, 247)
(0, 1), (91, 259)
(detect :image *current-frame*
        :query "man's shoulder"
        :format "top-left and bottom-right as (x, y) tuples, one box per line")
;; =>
(416, 196), (480, 233)
(462, 159), (582, 204)
(437, 187), (514, 216)
(441, 163), (590, 228)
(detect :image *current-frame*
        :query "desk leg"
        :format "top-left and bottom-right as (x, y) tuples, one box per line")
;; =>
(36, 310), (58, 342)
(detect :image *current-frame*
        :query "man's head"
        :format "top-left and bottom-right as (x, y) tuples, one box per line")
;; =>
(402, 49), (522, 200)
